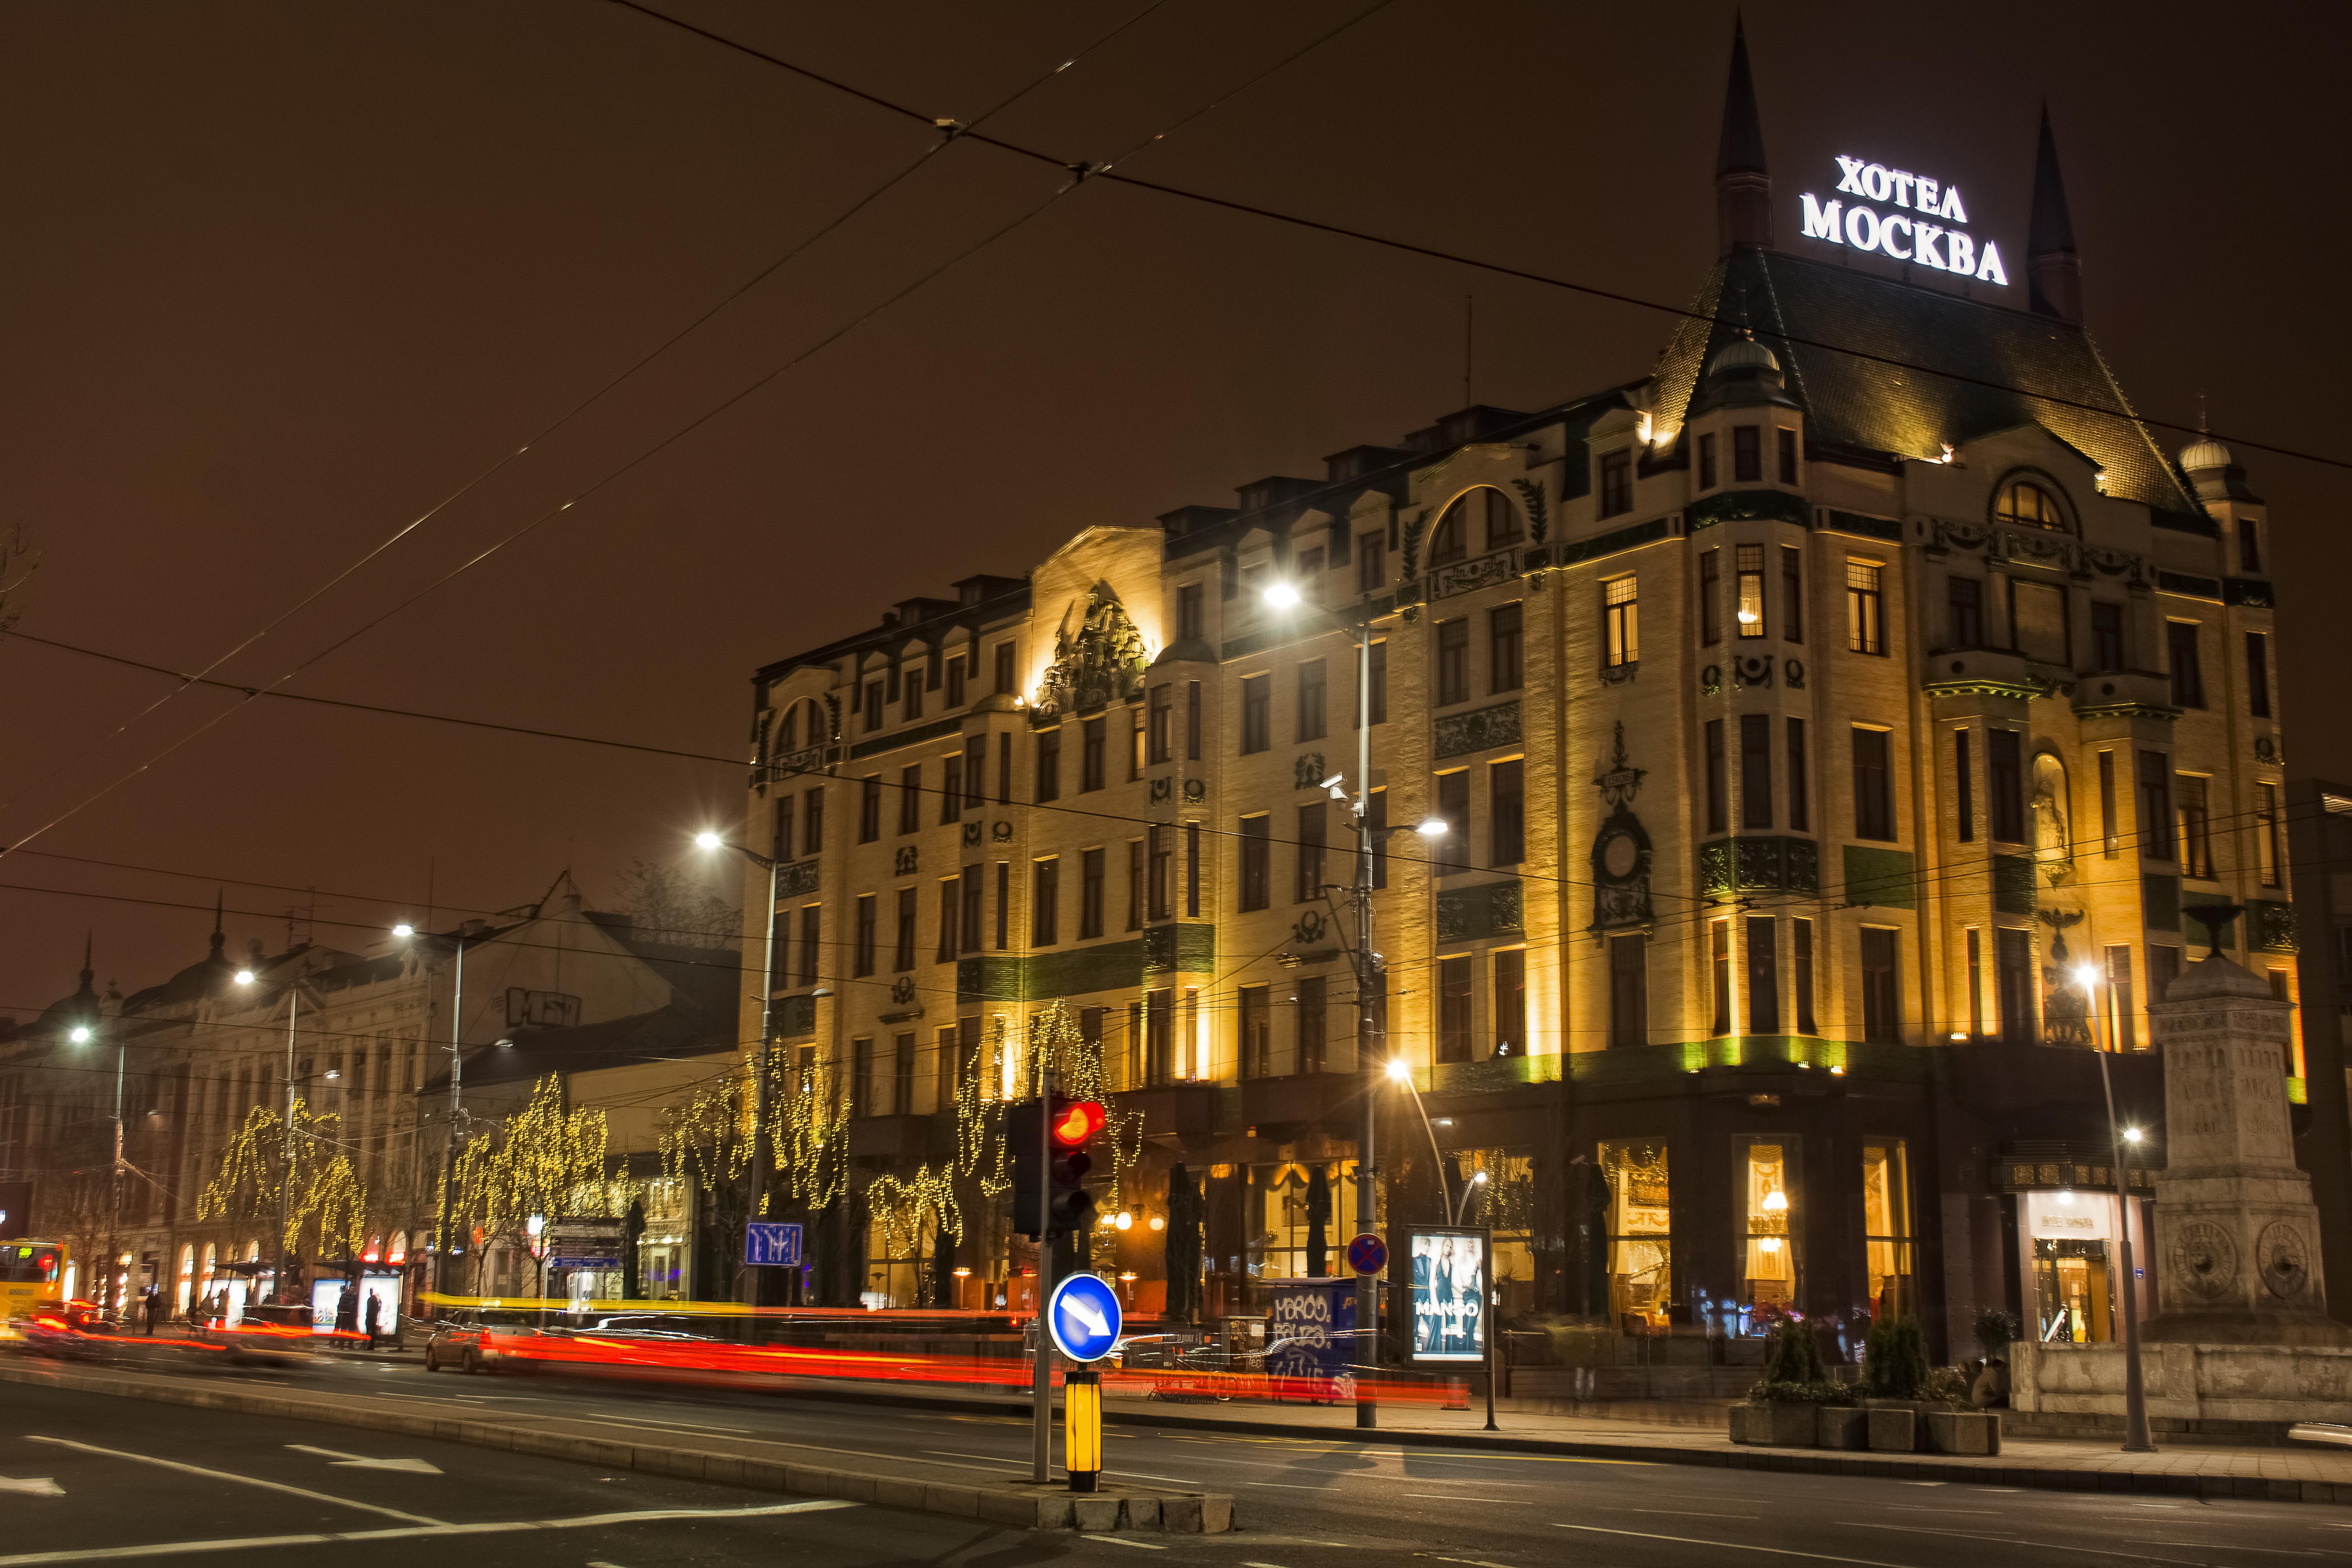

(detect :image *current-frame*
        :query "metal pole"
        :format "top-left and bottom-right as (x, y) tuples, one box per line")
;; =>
(107, 1033), (122, 1319)
(745, 849), (779, 1304)
(278, 987), (297, 1304)
(1482, 1228), (1499, 1432)
(2093, 1022), (2155, 1452)
(1352, 613), (1379, 1430)
(437, 940), (464, 1300)
(1032, 1053), (1056, 1483)
(1401, 1076), (1453, 1222)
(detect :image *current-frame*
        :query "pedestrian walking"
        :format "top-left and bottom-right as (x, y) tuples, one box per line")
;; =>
(362, 1290), (383, 1350)
(140, 1284), (160, 1335)
(334, 1282), (358, 1337)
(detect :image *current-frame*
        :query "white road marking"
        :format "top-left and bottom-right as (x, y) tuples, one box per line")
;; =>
(1837, 1521), (2209, 1565)
(1884, 1505), (1998, 1514)
(0, 1499), (857, 1566)
(1553, 1524), (1912, 1568)
(1583, 1508), (1756, 1519)
(1403, 1495), (1529, 1505)
(1247, 1482), (1331, 1490)
(23, 1438), (441, 1527)
(0, 1479), (62, 1498)
(1105, 1470), (1203, 1485)
(922, 1451), (1023, 1468)
(1416, 1555), (1514, 1568)
(1087, 1537), (1167, 1550)
(283, 1444), (441, 1474)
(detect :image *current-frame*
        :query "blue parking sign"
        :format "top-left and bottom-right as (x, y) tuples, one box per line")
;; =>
(745, 1221), (802, 1267)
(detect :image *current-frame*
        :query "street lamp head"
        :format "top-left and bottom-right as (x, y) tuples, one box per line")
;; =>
(2074, 963), (2100, 992)
(1262, 581), (1301, 610)
(67, 1025), (91, 1044)
(693, 830), (724, 852)
(233, 969), (255, 986)
(1385, 1057), (1413, 1083)
(1414, 816), (1449, 838)
(494, 1037), (515, 1049)
(1470, 1170), (1489, 1186)
(391, 923), (414, 939)
(2123, 1126), (2144, 1144)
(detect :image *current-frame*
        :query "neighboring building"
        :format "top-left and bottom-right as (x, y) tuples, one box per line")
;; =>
(2288, 783), (2352, 1323)
(738, 26), (2288, 1357)
(0, 874), (709, 1318)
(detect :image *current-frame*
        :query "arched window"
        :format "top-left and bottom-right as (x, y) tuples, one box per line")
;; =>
(388, 1231), (409, 1267)
(777, 704), (798, 753)
(1429, 487), (1522, 567)
(1995, 479), (2067, 532)
(176, 1245), (195, 1312)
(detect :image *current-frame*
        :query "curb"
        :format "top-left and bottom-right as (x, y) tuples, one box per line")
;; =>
(0, 1361), (1231, 1534)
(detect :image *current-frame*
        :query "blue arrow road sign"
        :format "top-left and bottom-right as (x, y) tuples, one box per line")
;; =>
(744, 1221), (803, 1268)
(1046, 1272), (1123, 1363)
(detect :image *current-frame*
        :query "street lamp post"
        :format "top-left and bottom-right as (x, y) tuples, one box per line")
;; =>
(67, 1020), (129, 1319)
(698, 830), (782, 1305)
(2078, 963), (2154, 1453)
(1384, 1056), (1455, 1222)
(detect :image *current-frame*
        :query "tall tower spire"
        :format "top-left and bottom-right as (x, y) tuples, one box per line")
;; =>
(1715, 16), (1771, 254)
(2027, 103), (2083, 323)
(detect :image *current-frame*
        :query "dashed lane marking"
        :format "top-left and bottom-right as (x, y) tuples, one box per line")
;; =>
(1553, 1524), (1912, 1568)
(1086, 1536), (1167, 1550)
(23, 1437), (442, 1527)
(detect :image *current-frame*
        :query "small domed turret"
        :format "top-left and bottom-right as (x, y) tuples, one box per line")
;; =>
(1707, 336), (1780, 379)
(2180, 434), (2232, 473)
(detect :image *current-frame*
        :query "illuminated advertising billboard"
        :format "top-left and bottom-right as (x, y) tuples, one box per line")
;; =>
(1406, 1228), (1487, 1364)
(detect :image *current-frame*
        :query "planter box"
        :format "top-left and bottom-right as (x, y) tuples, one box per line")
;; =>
(1926, 1409), (2001, 1456)
(1866, 1405), (1918, 1452)
(1748, 1402), (1817, 1448)
(1816, 1406), (1868, 1449)
(1727, 1404), (1753, 1444)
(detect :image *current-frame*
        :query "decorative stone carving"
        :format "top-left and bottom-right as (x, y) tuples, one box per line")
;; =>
(1149, 776), (1172, 805)
(1293, 752), (1328, 790)
(1032, 582), (1149, 722)
(893, 846), (919, 876)
(1510, 478), (1550, 545)
(1700, 664), (1722, 696)
(1732, 653), (1773, 689)
(1291, 909), (1328, 946)
(2260, 1221), (2313, 1301)
(991, 821), (1013, 843)
(1597, 661), (1637, 687)
(1429, 552), (1514, 600)
(776, 859), (822, 900)
(2169, 1219), (2239, 1301)
(1783, 658), (1806, 689)
(1433, 700), (1521, 760)
(1589, 722), (1653, 932)
(2032, 753), (2073, 887)
(1182, 778), (1206, 804)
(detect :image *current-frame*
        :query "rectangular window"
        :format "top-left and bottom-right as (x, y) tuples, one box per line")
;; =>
(939, 756), (965, 825)
(936, 878), (959, 962)
(1699, 548), (1721, 645)
(1435, 619), (1470, 705)
(1965, 926), (1984, 1037)
(892, 1033), (914, 1115)
(1490, 758), (1525, 865)
(1126, 838), (1143, 930)
(859, 776), (882, 843)
(863, 679), (884, 732)
(1733, 424), (1761, 483)
(2177, 774), (2214, 879)
(2257, 782), (2282, 887)
(2240, 519), (2263, 574)
(1493, 948), (1527, 1056)
(993, 641), (1015, 694)
(1296, 974), (1327, 1074)
(1128, 707), (1144, 781)
(2105, 945), (2136, 1052)
(2137, 752), (2173, 862)
(1490, 602), (1524, 691)
(1747, 917), (1779, 1033)
(1852, 727), (1894, 841)
(1177, 582), (1204, 644)
(1787, 717), (1809, 831)
(902, 671), (923, 723)
(2091, 600), (2124, 670)
(1847, 561), (1884, 654)
(894, 888), (917, 972)
(1438, 955), (1474, 1062)
(1735, 544), (1766, 638)
(1035, 729), (1061, 802)
(1704, 719), (1727, 835)
(1601, 1139), (1670, 1319)
(1032, 858), (1059, 946)
(853, 894), (877, 977)
(772, 795), (794, 862)
(804, 787), (824, 855)
(1598, 449), (1632, 517)
(2099, 751), (2118, 857)
(1186, 680), (1203, 761)
(1365, 639), (1388, 724)
(1741, 1138), (1797, 1314)
(1781, 546), (1804, 643)
(1298, 545), (1326, 590)
(2168, 620), (2205, 708)
(1698, 432), (1717, 490)
(1297, 659), (1328, 741)
(1239, 816), (1270, 911)
(1948, 576), (1984, 648)
(1604, 576), (1639, 666)
(946, 654), (967, 709)
(1792, 918), (1815, 1033)
(1777, 427), (1798, 484)
(1740, 714), (1773, 830)
(1185, 821), (1202, 917)
(1436, 769), (1471, 867)
(1862, 1141), (1911, 1320)
(1080, 847), (1105, 939)
(1296, 802), (1326, 903)
(1080, 717), (1105, 792)
(1996, 927), (2035, 1046)
(963, 735), (984, 810)
(798, 905), (820, 985)
(1861, 927), (1900, 1043)
(1147, 825), (1172, 921)
(2011, 578), (2070, 665)
(2247, 632), (2272, 719)
(960, 866), (981, 954)
(2149, 943), (2181, 1005)
(1954, 729), (1975, 842)
(1710, 920), (1732, 1035)
(1989, 729), (2024, 844)
(1240, 985), (1271, 1078)
(1608, 935), (1647, 1047)
(902, 763), (925, 834)
(1357, 533), (1385, 596)
(995, 861), (1009, 949)
(852, 1038), (874, 1117)
(1240, 674), (1270, 754)
(1368, 788), (1389, 891)
(1148, 684), (1173, 763)
(1146, 988), (1172, 1084)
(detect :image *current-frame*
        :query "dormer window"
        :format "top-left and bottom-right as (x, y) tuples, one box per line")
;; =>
(1597, 451), (1632, 518)
(1995, 479), (2067, 532)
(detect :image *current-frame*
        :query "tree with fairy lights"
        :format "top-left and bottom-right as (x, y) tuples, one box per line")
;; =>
(198, 1100), (369, 1294)
(445, 1076), (610, 1298)
(663, 1046), (847, 1301)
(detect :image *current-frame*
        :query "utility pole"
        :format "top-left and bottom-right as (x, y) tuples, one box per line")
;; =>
(278, 983), (298, 1304)
(106, 1025), (122, 1320)
(1031, 1052), (1056, 1483)
(1349, 614), (1380, 1430)
(744, 849), (780, 1305)
(435, 938), (466, 1298)
(2091, 978), (2155, 1452)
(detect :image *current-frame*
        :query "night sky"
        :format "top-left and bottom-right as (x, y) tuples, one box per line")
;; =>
(3, 1), (2346, 1003)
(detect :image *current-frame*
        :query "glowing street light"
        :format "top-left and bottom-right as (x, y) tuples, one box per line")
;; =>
(68, 1026), (91, 1044)
(1385, 1057), (1413, 1082)
(693, 830), (724, 851)
(234, 969), (255, 985)
(1415, 817), (1449, 838)
(1260, 581), (1302, 610)
(2123, 1126), (2144, 1145)
(392, 923), (414, 939)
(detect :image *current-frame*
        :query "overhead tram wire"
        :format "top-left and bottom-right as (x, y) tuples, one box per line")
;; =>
(614, 1), (2348, 474)
(0, 0), (1392, 879)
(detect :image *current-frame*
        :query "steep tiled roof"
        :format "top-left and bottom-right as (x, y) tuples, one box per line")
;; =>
(1653, 249), (2200, 516)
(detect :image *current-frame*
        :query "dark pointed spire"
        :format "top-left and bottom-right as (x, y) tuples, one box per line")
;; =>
(209, 891), (226, 958)
(1715, 15), (1771, 254)
(2027, 103), (2083, 323)
(80, 930), (93, 989)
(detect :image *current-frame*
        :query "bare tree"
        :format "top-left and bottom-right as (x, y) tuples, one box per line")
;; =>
(612, 858), (740, 949)
(0, 524), (39, 633)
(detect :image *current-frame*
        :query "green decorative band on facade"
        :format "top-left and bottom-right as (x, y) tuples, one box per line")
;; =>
(1925, 678), (2048, 702)
(1821, 508), (1903, 542)
(1690, 489), (1811, 530)
(2249, 897), (2297, 953)
(954, 923), (1216, 1002)
(2157, 570), (2222, 601)
(848, 713), (969, 761)
(1550, 516), (1671, 566)
(1434, 879), (1523, 942)
(1841, 844), (1916, 909)
(1698, 836), (1820, 897)
(2143, 873), (2180, 933)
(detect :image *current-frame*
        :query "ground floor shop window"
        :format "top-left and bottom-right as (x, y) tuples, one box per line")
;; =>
(1740, 1139), (1797, 1330)
(1454, 1149), (1536, 1321)
(1601, 1139), (1670, 1330)
(1244, 1161), (1361, 1280)
(1862, 1140), (1912, 1319)
(2034, 1239), (2113, 1343)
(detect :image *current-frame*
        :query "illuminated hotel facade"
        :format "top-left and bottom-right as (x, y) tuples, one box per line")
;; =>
(736, 27), (2291, 1359)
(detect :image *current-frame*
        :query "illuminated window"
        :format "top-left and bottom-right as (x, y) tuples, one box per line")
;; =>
(1740, 1139), (1797, 1324)
(1846, 560), (1884, 654)
(1603, 576), (1639, 666)
(1995, 479), (2067, 531)
(1863, 1141), (1912, 1320)
(1735, 544), (1765, 637)
(1601, 1140), (1671, 1328)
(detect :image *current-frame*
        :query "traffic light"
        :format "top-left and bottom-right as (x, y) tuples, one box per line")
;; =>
(1008, 1094), (1105, 1239)
(1010, 1098), (1044, 1238)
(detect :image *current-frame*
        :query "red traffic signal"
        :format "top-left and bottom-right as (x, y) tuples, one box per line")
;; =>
(1051, 1099), (1106, 1147)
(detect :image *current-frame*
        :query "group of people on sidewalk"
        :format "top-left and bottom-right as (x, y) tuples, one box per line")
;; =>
(119, 1278), (397, 1349)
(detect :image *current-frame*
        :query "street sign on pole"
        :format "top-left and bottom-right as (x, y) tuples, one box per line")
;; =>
(744, 1222), (803, 1268)
(546, 1218), (625, 1271)
(1046, 1273), (1123, 1363)
(1345, 1232), (1388, 1275)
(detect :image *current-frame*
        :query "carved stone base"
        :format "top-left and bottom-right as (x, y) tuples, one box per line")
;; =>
(2140, 1310), (2352, 1347)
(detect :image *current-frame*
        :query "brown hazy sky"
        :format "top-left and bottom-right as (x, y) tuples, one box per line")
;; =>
(3, 0), (2346, 1007)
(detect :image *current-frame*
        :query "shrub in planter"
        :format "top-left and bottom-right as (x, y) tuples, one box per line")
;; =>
(1972, 1306), (2020, 1360)
(1861, 1317), (1930, 1401)
(1761, 1318), (1824, 1386)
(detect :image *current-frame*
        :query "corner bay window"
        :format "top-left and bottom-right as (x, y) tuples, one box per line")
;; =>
(1601, 1139), (1671, 1327)
(1740, 1139), (1797, 1326)
(1735, 545), (1765, 637)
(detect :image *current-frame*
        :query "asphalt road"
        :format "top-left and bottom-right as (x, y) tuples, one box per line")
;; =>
(19, 1351), (2352, 1567)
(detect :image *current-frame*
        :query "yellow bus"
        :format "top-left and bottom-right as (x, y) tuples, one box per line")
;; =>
(0, 1240), (69, 1334)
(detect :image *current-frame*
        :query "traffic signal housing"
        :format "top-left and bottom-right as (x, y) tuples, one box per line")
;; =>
(1008, 1094), (1104, 1238)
